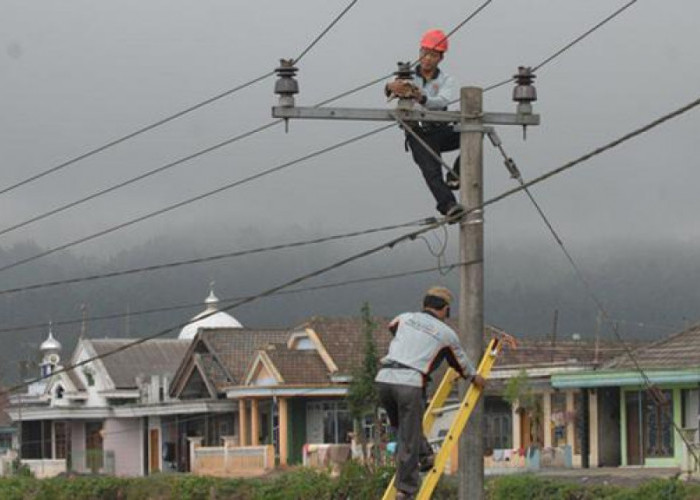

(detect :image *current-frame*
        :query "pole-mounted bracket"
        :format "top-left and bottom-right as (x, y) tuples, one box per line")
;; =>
(453, 124), (494, 134)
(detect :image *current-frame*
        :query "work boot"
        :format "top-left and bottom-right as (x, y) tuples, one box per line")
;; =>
(419, 453), (434, 472)
(445, 157), (460, 190)
(445, 203), (466, 224)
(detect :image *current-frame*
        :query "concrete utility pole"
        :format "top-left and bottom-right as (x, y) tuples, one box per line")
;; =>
(272, 60), (539, 499)
(459, 86), (485, 499)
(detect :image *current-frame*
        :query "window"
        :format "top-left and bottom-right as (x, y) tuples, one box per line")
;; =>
(483, 397), (512, 450)
(644, 390), (673, 458)
(83, 368), (95, 387)
(55, 385), (65, 399)
(307, 401), (353, 444)
(54, 422), (68, 459)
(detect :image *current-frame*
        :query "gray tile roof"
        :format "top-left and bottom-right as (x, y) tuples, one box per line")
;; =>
(199, 329), (292, 387)
(262, 344), (330, 385)
(301, 316), (392, 376)
(603, 323), (700, 371)
(88, 338), (190, 389)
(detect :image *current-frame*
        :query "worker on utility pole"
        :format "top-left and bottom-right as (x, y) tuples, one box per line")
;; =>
(375, 286), (484, 499)
(385, 29), (463, 219)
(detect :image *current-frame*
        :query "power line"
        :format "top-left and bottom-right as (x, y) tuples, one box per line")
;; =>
(0, 3), (494, 243)
(481, 95), (700, 210)
(0, 123), (395, 275)
(489, 122), (700, 468)
(0, 260), (471, 335)
(483, 0), (640, 93)
(9, 92), (699, 392)
(2, 215), (453, 396)
(0, 0), (361, 198)
(4, 94), (698, 327)
(0, 218), (432, 295)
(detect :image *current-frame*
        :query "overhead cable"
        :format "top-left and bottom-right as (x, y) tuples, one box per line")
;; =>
(0, 218), (433, 295)
(490, 128), (700, 468)
(0, 3), (493, 242)
(2, 215), (455, 395)
(0, 123), (395, 275)
(0, 260), (472, 335)
(0, 0), (361, 198)
(483, 0), (640, 93)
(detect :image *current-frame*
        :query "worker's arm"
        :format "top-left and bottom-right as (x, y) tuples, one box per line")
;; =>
(420, 73), (456, 109)
(388, 316), (401, 336)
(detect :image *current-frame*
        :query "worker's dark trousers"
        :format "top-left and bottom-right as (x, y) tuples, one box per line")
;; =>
(377, 381), (433, 495)
(405, 125), (460, 215)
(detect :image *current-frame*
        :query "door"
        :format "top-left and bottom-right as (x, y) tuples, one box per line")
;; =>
(150, 429), (160, 473)
(626, 391), (642, 465)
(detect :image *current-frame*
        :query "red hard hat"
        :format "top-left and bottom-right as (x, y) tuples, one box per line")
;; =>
(420, 29), (448, 53)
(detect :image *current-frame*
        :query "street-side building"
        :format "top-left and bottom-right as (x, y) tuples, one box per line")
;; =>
(170, 316), (392, 467)
(7, 288), (242, 477)
(553, 323), (700, 471)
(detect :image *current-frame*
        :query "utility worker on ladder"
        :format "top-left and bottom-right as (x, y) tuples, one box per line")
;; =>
(375, 286), (485, 499)
(385, 29), (464, 220)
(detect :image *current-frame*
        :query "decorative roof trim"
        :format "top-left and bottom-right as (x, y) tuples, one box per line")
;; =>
(244, 351), (284, 386)
(201, 335), (236, 384)
(304, 328), (338, 373)
(192, 353), (220, 399)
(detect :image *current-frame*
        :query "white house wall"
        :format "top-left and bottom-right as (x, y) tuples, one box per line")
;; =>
(70, 421), (86, 473)
(73, 345), (111, 407)
(102, 418), (142, 477)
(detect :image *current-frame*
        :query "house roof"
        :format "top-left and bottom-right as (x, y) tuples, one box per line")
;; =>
(301, 316), (392, 376)
(602, 322), (700, 371)
(262, 344), (330, 385)
(496, 339), (630, 368)
(197, 329), (292, 387)
(88, 338), (190, 389)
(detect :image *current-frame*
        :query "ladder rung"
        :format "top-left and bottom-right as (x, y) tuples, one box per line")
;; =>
(430, 403), (461, 415)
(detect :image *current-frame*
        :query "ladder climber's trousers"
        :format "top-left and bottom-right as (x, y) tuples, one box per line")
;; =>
(405, 125), (460, 215)
(377, 381), (433, 495)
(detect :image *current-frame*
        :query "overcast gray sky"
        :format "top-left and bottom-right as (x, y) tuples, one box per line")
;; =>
(1, 0), (699, 284)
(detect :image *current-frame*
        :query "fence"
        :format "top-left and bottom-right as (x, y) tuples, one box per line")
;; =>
(192, 445), (274, 477)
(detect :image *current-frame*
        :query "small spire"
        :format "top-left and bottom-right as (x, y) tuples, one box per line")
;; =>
(205, 282), (219, 311)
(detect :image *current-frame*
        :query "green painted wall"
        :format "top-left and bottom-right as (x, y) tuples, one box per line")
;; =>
(287, 398), (307, 465)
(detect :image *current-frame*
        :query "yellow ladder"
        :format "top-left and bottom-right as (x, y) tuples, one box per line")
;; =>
(381, 335), (514, 500)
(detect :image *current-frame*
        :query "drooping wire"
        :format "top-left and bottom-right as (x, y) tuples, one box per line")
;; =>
(0, 2), (494, 244)
(0, 123), (395, 275)
(0, 218), (433, 296)
(0, 260), (471, 335)
(488, 125), (700, 468)
(1, 215), (454, 396)
(0, 0), (361, 197)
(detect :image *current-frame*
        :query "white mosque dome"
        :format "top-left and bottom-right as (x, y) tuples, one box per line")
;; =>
(178, 287), (242, 340)
(40, 326), (62, 352)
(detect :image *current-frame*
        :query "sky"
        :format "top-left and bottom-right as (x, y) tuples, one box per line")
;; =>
(1, 1), (699, 338)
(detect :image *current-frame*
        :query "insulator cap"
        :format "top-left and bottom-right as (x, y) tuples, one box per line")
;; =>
(394, 61), (414, 81)
(512, 66), (537, 103)
(274, 59), (299, 97)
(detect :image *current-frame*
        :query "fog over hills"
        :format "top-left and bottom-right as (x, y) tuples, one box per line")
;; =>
(1, 230), (695, 383)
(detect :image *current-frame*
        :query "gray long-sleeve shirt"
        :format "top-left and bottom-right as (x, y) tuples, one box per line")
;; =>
(411, 66), (456, 110)
(375, 311), (476, 388)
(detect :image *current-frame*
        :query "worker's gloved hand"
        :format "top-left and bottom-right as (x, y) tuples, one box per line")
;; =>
(471, 374), (486, 389)
(387, 80), (420, 99)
